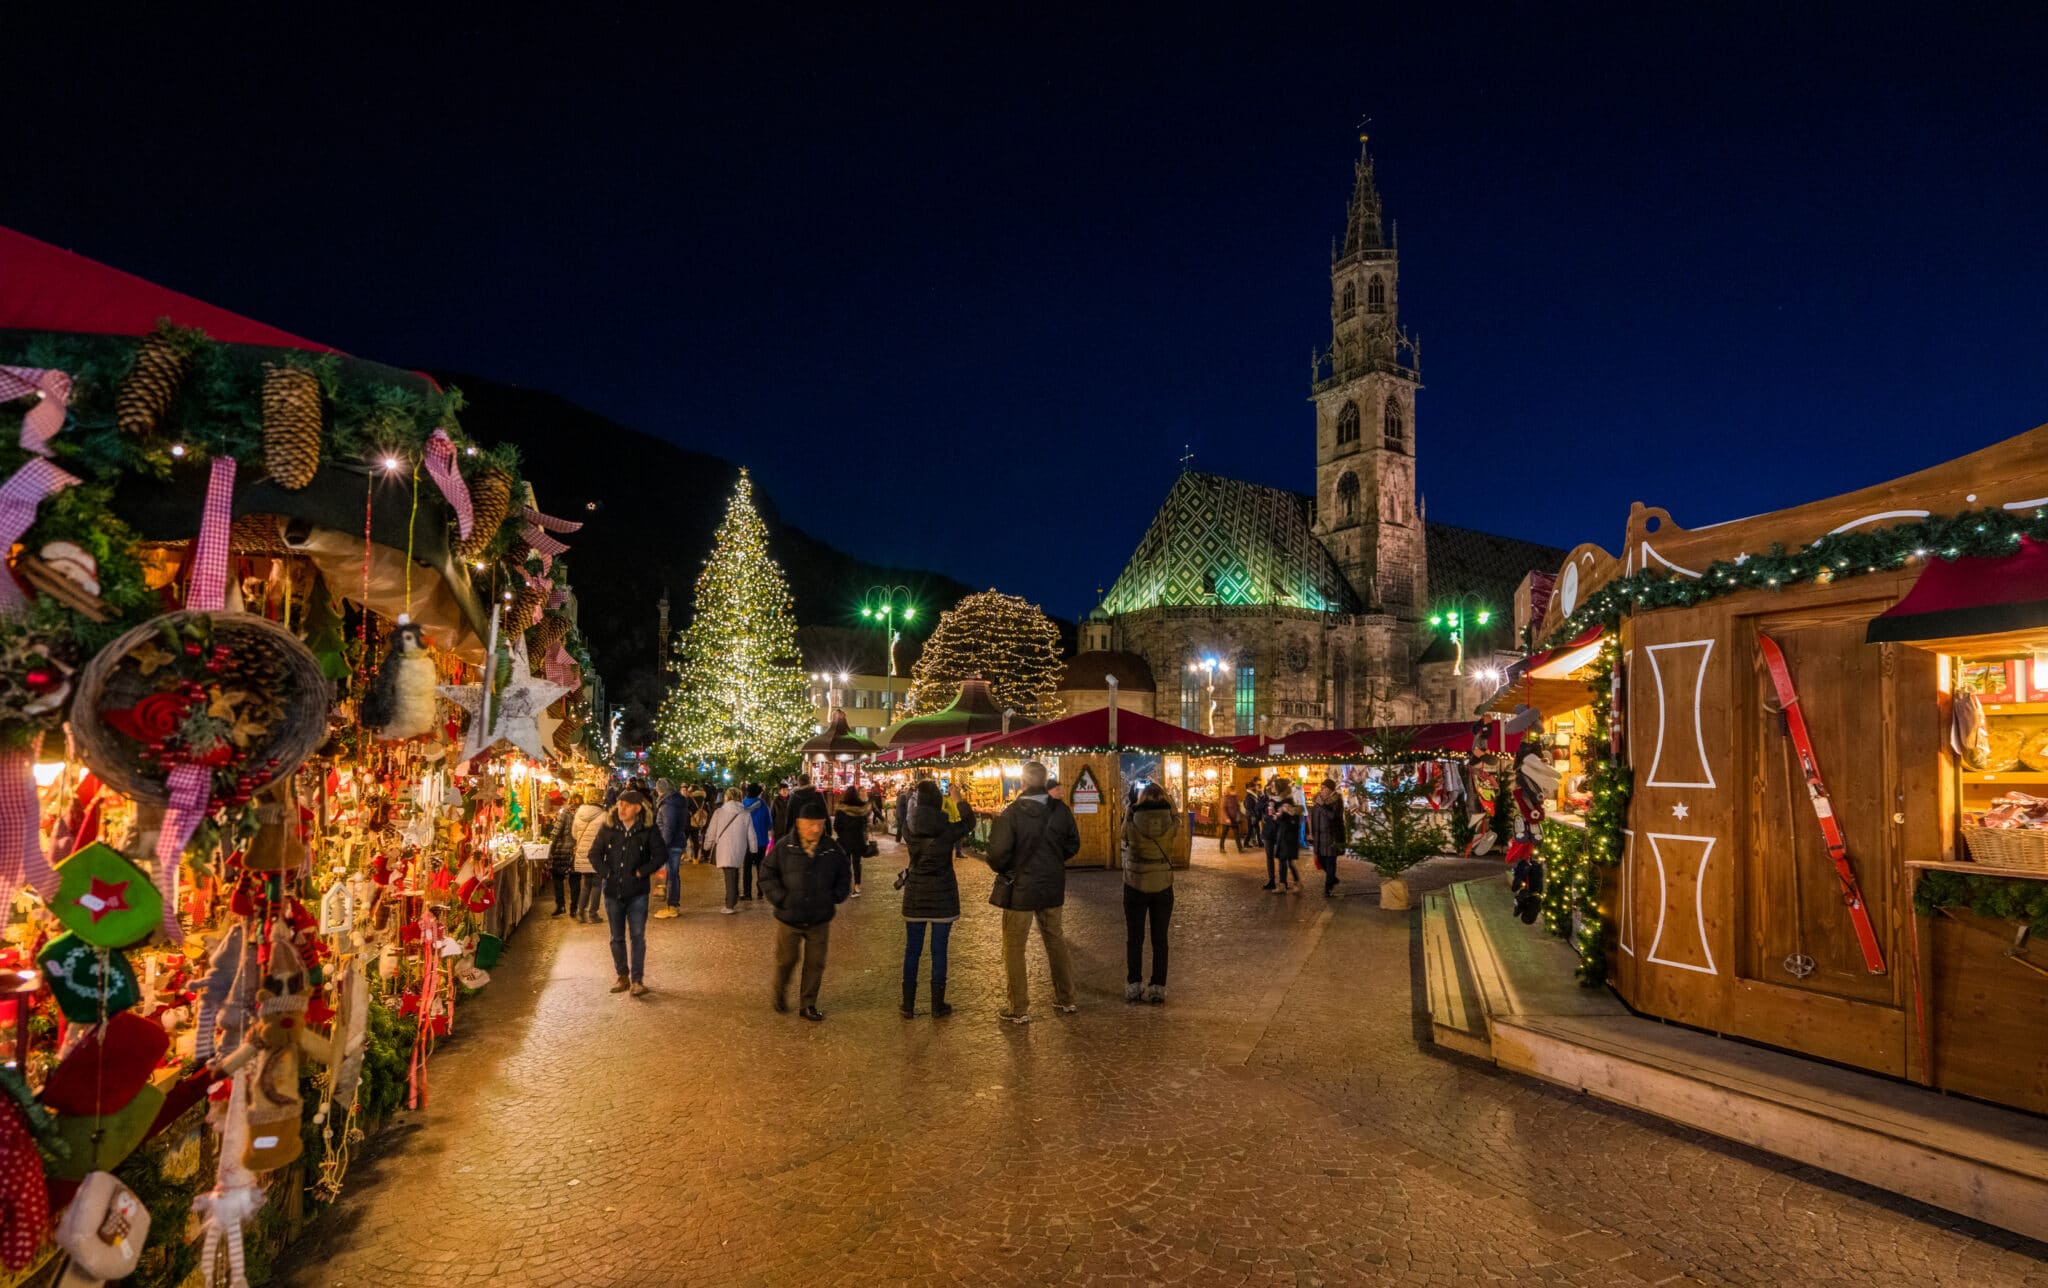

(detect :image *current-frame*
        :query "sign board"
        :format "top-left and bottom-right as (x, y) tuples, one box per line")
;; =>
(1071, 765), (1101, 815)
(1269, 742), (1285, 756)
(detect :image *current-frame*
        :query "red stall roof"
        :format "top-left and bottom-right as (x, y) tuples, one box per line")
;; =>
(1866, 537), (2048, 649)
(1233, 722), (1515, 764)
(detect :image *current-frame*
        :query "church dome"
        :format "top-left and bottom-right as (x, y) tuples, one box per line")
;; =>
(1058, 650), (1155, 693)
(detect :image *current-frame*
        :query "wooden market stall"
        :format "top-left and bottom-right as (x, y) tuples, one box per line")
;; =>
(1523, 422), (2048, 1115)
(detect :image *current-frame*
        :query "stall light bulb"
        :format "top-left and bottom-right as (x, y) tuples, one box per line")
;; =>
(31, 762), (65, 789)
(169, 443), (187, 459)
(383, 456), (402, 472)
(464, 444), (478, 457)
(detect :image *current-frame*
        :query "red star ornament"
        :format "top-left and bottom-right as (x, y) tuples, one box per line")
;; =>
(80, 876), (132, 924)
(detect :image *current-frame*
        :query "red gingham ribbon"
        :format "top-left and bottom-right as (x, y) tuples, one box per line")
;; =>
(154, 764), (210, 943)
(423, 430), (474, 539)
(0, 366), (70, 454)
(521, 573), (551, 627)
(546, 587), (569, 609)
(521, 505), (583, 534)
(544, 643), (577, 687)
(0, 751), (49, 916)
(520, 521), (570, 573)
(186, 457), (236, 612)
(0, 458), (81, 614)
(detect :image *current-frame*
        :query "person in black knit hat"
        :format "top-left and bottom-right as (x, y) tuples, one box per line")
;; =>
(760, 798), (852, 1021)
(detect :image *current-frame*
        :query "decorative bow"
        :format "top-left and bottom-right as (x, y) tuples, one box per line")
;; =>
(422, 429), (473, 538)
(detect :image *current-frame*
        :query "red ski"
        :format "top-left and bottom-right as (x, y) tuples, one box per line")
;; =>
(1757, 633), (1887, 975)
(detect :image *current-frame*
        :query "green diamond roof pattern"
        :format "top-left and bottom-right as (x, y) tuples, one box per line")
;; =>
(1099, 472), (1361, 616)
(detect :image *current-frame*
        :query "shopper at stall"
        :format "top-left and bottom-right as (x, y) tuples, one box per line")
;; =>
(546, 791), (577, 916)
(985, 760), (1081, 1024)
(1123, 781), (1179, 1003)
(1265, 779), (1305, 893)
(760, 799), (852, 1021)
(741, 783), (771, 900)
(1245, 780), (1271, 884)
(835, 785), (871, 896)
(653, 778), (689, 920)
(589, 789), (666, 996)
(1219, 784), (1245, 853)
(901, 779), (977, 1018)
(1309, 778), (1347, 896)
(572, 789), (608, 922)
(705, 786), (754, 913)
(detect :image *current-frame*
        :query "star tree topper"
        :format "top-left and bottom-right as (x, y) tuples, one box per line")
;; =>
(439, 640), (573, 764)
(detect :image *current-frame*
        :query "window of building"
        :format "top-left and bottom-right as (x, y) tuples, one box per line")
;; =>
(1234, 666), (1256, 735)
(1339, 281), (1356, 319)
(1384, 400), (1404, 452)
(1336, 401), (1360, 445)
(1181, 668), (1200, 731)
(1337, 472), (1359, 522)
(853, 688), (871, 709)
(1367, 275), (1386, 314)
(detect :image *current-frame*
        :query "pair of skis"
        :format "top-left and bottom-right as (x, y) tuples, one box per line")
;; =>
(1757, 633), (1887, 975)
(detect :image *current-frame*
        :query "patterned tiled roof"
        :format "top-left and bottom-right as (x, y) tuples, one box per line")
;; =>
(1424, 521), (1568, 617)
(1099, 472), (1360, 616)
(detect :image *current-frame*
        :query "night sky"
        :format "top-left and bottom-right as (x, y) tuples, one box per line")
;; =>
(19, 6), (2047, 622)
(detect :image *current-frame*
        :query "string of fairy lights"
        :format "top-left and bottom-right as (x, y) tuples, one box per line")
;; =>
(904, 590), (1065, 722)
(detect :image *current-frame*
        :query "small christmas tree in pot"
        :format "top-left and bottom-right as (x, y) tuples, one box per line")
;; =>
(1352, 731), (1450, 910)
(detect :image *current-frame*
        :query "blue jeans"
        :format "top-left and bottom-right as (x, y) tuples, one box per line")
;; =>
(904, 920), (953, 991)
(605, 893), (649, 982)
(664, 847), (684, 908)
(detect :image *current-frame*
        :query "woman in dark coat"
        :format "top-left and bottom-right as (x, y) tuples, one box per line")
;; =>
(545, 791), (576, 915)
(835, 785), (871, 897)
(1308, 778), (1347, 896)
(900, 779), (976, 1018)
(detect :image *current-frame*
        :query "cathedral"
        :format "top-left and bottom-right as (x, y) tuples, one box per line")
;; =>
(1067, 139), (1564, 736)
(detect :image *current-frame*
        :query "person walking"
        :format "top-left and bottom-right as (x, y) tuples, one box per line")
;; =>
(1309, 778), (1347, 896)
(760, 799), (852, 1021)
(1266, 779), (1305, 894)
(784, 775), (822, 831)
(545, 791), (576, 915)
(835, 785), (871, 897)
(769, 782), (793, 845)
(740, 783), (771, 901)
(705, 786), (754, 914)
(1123, 781), (1179, 1003)
(653, 779), (689, 919)
(985, 760), (1081, 1024)
(587, 789), (666, 996)
(1219, 783), (1244, 853)
(571, 789), (608, 922)
(1245, 780), (1273, 887)
(901, 779), (976, 1018)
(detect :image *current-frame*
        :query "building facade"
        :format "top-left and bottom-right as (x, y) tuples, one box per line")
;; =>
(1084, 139), (1563, 733)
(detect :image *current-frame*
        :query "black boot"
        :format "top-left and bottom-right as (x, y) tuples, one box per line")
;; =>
(930, 980), (952, 1018)
(900, 980), (917, 1019)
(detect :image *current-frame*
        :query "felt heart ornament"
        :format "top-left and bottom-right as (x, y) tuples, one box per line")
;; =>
(46, 1084), (164, 1181)
(36, 935), (139, 1024)
(53, 843), (163, 948)
(39, 1012), (170, 1116)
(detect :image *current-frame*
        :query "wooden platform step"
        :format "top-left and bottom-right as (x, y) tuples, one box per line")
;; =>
(1421, 891), (1488, 1058)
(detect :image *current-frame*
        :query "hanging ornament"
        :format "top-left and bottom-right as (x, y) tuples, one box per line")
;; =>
(35, 935), (139, 1023)
(53, 1169), (151, 1284)
(213, 921), (330, 1173)
(453, 468), (512, 561)
(114, 329), (192, 436)
(259, 364), (323, 490)
(360, 618), (438, 741)
(0, 1099), (49, 1271)
(51, 842), (162, 948)
(440, 639), (572, 764)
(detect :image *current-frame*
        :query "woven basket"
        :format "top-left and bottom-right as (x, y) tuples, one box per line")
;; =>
(71, 611), (332, 804)
(1960, 825), (2048, 874)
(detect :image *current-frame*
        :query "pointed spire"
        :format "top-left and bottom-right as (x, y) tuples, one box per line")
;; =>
(1342, 135), (1384, 256)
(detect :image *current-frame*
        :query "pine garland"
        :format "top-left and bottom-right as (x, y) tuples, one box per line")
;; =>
(904, 590), (1065, 721)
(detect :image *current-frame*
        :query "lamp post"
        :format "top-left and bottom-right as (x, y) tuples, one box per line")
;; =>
(1185, 656), (1231, 736)
(1427, 595), (1494, 677)
(858, 585), (917, 679)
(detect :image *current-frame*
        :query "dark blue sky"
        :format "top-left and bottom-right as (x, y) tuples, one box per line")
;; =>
(21, 5), (2048, 621)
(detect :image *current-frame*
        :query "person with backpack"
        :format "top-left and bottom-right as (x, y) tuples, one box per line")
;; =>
(687, 787), (713, 861)
(1123, 781), (1179, 1003)
(740, 783), (771, 901)
(985, 760), (1081, 1024)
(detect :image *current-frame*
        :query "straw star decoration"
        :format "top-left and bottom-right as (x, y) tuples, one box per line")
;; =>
(439, 641), (572, 763)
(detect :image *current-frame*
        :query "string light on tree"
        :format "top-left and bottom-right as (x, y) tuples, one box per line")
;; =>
(651, 470), (813, 780)
(904, 590), (1065, 721)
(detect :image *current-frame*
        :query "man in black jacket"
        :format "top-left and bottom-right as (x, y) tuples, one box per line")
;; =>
(985, 760), (1082, 1024)
(759, 799), (852, 1021)
(588, 790), (667, 996)
(782, 775), (822, 837)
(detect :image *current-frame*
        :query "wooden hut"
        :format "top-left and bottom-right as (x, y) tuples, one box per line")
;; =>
(1519, 424), (2048, 1115)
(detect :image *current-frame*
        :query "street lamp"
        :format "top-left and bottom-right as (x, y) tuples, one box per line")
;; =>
(1427, 595), (1494, 677)
(1185, 656), (1231, 736)
(859, 585), (917, 678)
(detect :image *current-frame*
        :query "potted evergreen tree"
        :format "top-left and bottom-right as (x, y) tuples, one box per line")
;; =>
(1353, 757), (1448, 910)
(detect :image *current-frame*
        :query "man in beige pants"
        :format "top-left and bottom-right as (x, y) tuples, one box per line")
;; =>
(985, 761), (1083, 1024)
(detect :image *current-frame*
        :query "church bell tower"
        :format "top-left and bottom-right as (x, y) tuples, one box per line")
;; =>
(1311, 137), (1426, 617)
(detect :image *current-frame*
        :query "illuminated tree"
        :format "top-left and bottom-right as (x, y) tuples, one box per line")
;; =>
(905, 589), (1065, 721)
(652, 471), (812, 779)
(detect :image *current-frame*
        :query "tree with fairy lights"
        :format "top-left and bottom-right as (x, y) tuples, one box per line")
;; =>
(904, 589), (1065, 721)
(651, 470), (813, 780)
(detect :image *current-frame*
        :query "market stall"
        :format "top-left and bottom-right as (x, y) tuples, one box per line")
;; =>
(0, 230), (606, 1286)
(1521, 421), (2048, 1116)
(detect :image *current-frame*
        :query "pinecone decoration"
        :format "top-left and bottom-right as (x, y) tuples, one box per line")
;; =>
(554, 714), (584, 755)
(528, 612), (568, 661)
(115, 330), (192, 435)
(509, 581), (549, 631)
(455, 469), (512, 561)
(261, 365), (323, 489)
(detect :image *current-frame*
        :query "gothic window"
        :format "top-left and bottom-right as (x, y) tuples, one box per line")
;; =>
(1384, 400), (1405, 452)
(1234, 665), (1256, 735)
(1336, 472), (1360, 523)
(1180, 667), (1200, 731)
(1367, 275), (1386, 314)
(1336, 402), (1360, 445)
(1339, 281), (1356, 320)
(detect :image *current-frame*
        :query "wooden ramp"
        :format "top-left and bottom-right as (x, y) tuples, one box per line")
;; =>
(1425, 874), (2048, 1245)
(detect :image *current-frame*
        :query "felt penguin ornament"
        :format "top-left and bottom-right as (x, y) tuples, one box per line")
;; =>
(363, 617), (437, 741)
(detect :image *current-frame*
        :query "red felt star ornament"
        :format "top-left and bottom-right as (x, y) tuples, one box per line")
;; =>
(78, 876), (132, 924)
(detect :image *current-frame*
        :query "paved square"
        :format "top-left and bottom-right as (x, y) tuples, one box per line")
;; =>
(278, 844), (2048, 1287)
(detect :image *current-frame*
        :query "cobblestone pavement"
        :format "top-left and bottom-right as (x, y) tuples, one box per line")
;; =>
(277, 842), (2048, 1287)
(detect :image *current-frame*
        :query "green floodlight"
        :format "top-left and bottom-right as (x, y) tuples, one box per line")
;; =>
(904, 606), (917, 621)
(1476, 609), (1492, 625)
(1447, 610), (1461, 627)
(1429, 614), (1443, 627)
(861, 606), (873, 618)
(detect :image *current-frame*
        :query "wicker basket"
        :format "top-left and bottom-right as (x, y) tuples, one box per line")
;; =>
(71, 611), (332, 804)
(1960, 824), (2048, 874)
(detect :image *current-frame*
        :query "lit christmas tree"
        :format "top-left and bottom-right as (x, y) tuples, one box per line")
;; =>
(652, 471), (814, 780)
(905, 589), (1065, 721)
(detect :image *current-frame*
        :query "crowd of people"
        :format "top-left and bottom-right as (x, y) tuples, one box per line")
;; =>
(532, 763), (1357, 1023)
